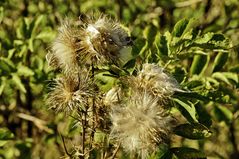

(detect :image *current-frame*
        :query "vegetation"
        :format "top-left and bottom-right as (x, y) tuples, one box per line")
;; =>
(0, 0), (239, 159)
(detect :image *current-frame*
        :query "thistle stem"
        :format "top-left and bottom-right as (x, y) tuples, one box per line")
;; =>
(81, 110), (87, 159)
(89, 64), (96, 150)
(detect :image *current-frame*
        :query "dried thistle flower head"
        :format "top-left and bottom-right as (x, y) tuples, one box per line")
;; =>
(47, 15), (132, 74)
(110, 91), (173, 158)
(79, 15), (132, 64)
(46, 20), (81, 76)
(128, 63), (180, 99)
(47, 72), (94, 112)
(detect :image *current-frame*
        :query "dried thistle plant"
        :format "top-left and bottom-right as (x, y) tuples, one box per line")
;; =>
(46, 14), (179, 159)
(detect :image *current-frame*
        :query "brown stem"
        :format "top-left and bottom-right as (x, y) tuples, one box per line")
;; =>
(110, 144), (121, 159)
(60, 134), (72, 157)
(81, 110), (87, 159)
(89, 64), (96, 151)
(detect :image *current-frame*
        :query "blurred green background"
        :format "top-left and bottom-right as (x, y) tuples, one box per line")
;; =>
(0, 0), (239, 158)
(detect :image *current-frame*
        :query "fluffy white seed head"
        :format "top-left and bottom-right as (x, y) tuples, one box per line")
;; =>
(110, 91), (172, 158)
(129, 63), (180, 99)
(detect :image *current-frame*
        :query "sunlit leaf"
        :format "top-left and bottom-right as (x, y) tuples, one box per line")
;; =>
(155, 33), (169, 57)
(36, 27), (57, 42)
(173, 98), (198, 123)
(172, 18), (189, 37)
(143, 24), (157, 45)
(212, 52), (228, 72)
(174, 123), (212, 139)
(0, 77), (7, 95)
(213, 105), (233, 124)
(30, 15), (45, 38)
(17, 64), (34, 76)
(190, 55), (209, 75)
(212, 72), (238, 85)
(0, 128), (14, 146)
(11, 73), (26, 93)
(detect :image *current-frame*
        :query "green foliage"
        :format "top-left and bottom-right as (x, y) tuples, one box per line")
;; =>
(0, 0), (239, 159)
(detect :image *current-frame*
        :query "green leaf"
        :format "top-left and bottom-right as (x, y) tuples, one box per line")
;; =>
(156, 150), (174, 159)
(119, 46), (133, 67)
(0, 57), (16, 74)
(229, 64), (239, 73)
(28, 38), (34, 52)
(17, 64), (34, 76)
(0, 128), (14, 140)
(194, 32), (214, 44)
(173, 98), (198, 123)
(16, 18), (27, 39)
(36, 27), (57, 42)
(174, 123), (212, 139)
(11, 73), (26, 93)
(132, 38), (147, 56)
(0, 7), (3, 23)
(143, 24), (157, 45)
(195, 103), (212, 128)
(155, 33), (169, 57)
(172, 19), (189, 37)
(0, 77), (7, 95)
(95, 72), (117, 92)
(213, 105), (233, 124)
(0, 128), (14, 146)
(190, 55), (209, 75)
(212, 52), (228, 72)
(170, 147), (206, 159)
(212, 72), (238, 85)
(30, 15), (45, 38)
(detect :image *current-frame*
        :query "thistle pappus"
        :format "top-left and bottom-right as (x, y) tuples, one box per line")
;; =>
(110, 91), (173, 159)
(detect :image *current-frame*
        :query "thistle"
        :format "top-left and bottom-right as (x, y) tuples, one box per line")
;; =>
(110, 91), (173, 159)
(128, 63), (180, 99)
(79, 15), (132, 65)
(47, 72), (94, 112)
(46, 20), (81, 76)
(47, 15), (132, 77)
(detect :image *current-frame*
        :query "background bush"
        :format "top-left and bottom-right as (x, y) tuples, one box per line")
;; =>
(0, 0), (239, 158)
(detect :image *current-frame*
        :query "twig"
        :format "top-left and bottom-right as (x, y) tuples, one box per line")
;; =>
(175, 0), (204, 8)
(60, 134), (72, 157)
(81, 110), (87, 159)
(110, 143), (121, 159)
(89, 64), (97, 150)
(17, 113), (53, 133)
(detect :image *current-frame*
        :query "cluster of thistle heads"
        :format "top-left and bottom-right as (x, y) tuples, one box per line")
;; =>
(46, 14), (180, 158)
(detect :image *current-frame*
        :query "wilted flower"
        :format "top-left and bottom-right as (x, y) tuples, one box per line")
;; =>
(47, 72), (94, 112)
(128, 63), (180, 99)
(110, 91), (173, 158)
